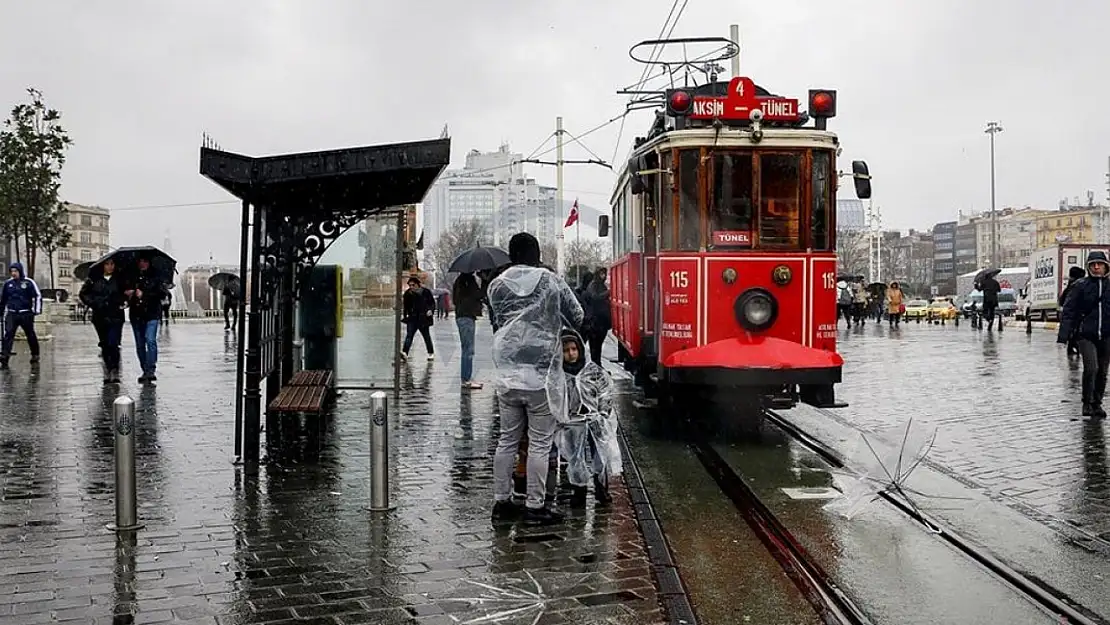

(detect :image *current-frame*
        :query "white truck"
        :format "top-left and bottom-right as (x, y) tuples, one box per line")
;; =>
(955, 267), (1030, 307)
(1026, 243), (1110, 321)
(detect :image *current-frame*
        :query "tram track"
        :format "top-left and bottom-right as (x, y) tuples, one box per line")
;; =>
(724, 407), (1108, 625)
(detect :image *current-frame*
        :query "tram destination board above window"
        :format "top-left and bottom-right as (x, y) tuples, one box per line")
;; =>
(673, 77), (801, 122)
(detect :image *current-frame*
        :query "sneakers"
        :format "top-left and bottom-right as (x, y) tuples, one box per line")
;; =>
(523, 506), (565, 526)
(29, 355), (39, 364)
(491, 500), (522, 521)
(427, 354), (435, 361)
(1092, 405), (1107, 419)
(462, 381), (483, 389)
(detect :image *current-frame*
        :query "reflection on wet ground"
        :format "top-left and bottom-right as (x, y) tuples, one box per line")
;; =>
(0, 319), (663, 624)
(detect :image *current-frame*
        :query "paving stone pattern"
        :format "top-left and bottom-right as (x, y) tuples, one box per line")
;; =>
(831, 322), (1110, 541)
(0, 319), (664, 624)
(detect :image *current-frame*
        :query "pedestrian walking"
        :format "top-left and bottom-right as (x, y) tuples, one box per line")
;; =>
(0, 262), (42, 370)
(852, 279), (869, 326)
(1059, 265), (1086, 357)
(452, 273), (483, 389)
(79, 258), (126, 383)
(886, 281), (905, 327)
(581, 267), (612, 365)
(836, 280), (853, 328)
(160, 289), (173, 324)
(1058, 251), (1110, 418)
(222, 284), (240, 331)
(126, 255), (167, 383)
(979, 272), (1002, 331)
(400, 276), (435, 361)
(487, 232), (584, 525)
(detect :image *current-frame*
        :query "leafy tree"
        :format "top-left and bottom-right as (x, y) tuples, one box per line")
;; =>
(0, 88), (73, 279)
(429, 219), (485, 285)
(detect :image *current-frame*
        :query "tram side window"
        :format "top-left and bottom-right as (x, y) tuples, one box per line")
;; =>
(710, 152), (754, 248)
(759, 154), (802, 248)
(811, 150), (832, 251)
(677, 150), (701, 250)
(659, 154), (675, 250)
(612, 194), (623, 257)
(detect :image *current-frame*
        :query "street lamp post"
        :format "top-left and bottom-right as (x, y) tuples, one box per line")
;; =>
(985, 121), (1003, 268)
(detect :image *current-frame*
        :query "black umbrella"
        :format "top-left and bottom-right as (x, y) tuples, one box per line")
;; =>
(975, 268), (1001, 282)
(73, 261), (93, 281)
(207, 272), (240, 291)
(448, 246), (511, 274)
(88, 245), (177, 282)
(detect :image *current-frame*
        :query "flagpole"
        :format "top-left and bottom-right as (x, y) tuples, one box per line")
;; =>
(575, 198), (581, 287)
(555, 116), (565, 277)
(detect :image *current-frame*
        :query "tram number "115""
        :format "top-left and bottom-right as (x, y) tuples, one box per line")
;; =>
(822, 272), (836, 289)
(669, 270), (689, 288)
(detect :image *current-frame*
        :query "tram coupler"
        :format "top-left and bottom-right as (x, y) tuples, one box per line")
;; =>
(799, 384), (847, 409)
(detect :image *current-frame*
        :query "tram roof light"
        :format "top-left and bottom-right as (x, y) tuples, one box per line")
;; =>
(808, 89), (837, 118)
(669, 90), (692, 114)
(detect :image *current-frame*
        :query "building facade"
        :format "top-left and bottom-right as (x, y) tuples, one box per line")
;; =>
(932, 221), (957, 295)
(954, 222), (978, 277)
(969, 207), (1051, 269)
(39, 202), (111, 293)
(1035, 206), (1103, 248)
(180, 264), (241, 310)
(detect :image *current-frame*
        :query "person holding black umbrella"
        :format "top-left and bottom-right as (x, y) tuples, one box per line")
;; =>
(126, 254), (167, 383)
(978, 270), (1002, 331)
(79, 257), (126, 383)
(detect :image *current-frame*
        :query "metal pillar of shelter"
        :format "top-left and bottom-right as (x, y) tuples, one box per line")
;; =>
(200, 137), (451, 475)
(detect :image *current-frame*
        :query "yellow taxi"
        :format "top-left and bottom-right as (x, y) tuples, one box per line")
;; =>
(903, 299), (929, 320)
(927, 298), (959, 321)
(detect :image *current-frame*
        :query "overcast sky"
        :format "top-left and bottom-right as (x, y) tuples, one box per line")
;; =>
(2, 0), (1106, 267)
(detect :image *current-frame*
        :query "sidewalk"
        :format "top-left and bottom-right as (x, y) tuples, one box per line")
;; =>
(0, 320), (664, 624)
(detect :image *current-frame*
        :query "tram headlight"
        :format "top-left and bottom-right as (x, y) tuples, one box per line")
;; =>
(734, 288), (778, 332)
(772, 265), (792, 286)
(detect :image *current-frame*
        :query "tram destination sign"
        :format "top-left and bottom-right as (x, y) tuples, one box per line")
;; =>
(689, 76), (800, 122)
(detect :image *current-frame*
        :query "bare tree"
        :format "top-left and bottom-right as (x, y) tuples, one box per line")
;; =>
(836, 228), (869, 276)
(564, 239), (610, 285)
(429, 219), (485, 284)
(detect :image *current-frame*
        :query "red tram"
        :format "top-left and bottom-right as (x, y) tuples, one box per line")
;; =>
(598, 38), (872, 411)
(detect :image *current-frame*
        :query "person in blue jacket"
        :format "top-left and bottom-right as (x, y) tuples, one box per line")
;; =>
(1058, 251), (1110, 418)
(0, 262), (42, 370)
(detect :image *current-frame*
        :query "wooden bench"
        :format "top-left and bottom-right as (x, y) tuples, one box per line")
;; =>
(268, 369), (334, 414)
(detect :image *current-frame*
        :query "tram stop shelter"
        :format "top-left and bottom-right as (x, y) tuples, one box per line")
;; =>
(200, 137), (451, 474)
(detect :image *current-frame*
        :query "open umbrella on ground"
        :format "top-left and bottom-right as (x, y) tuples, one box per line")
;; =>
(73, 261), (94, 281)
(207, 272), (240, 292)
(88, 245), (177, 282)
(448, 245), (511, 274)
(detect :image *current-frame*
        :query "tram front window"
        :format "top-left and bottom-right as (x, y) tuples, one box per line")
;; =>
(709, 152), (754, 249)
(759, 153), (802, 248)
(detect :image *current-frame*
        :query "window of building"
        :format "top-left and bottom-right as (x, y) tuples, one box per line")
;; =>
(59, 268), (70, 278)
(58, 249), (70, 261)
(80, 250), (93, 261)
(80, 232), (91, 244)
(80, 215), (92, 227)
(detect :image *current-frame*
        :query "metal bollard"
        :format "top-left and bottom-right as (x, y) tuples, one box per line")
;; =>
(293, 339), (304, 375)
(107, 396), (143, 532)
(368, 391), (395, 511)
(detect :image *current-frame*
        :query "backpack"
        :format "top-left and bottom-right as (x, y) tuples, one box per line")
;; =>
(838, 285), (852, 305)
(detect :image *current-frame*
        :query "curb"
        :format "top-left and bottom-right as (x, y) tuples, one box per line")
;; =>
(617, 430), (700, 625)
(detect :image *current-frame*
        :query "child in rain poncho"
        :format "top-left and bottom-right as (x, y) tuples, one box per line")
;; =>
(557, 330), (622, 507)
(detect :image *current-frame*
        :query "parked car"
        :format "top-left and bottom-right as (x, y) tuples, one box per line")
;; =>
(961, 288), (1017, 318)
(927, 299), (959, 321)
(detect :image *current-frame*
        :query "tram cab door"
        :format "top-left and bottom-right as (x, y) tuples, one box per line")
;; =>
(641, 162), (660, 363)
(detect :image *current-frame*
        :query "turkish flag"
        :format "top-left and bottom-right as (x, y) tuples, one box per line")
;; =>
(564, 199), (579, 228)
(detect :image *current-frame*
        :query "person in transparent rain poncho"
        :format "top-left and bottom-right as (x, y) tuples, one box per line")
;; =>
(488, 233), (584, 526)
(557, 330), (622, 507)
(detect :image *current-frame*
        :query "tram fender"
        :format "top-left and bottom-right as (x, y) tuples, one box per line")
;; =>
(663, 335), (843, 387)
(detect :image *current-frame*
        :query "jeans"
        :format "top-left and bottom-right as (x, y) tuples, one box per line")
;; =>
(456, 316), (476, 382)
(402, 321), (433, 355)
(1079, 336), (1110, 406)
(1, 311), (39, 360)
(92, 316), (124, 371)
(132, 319), (160, 375)
(494, 389), (557, 509)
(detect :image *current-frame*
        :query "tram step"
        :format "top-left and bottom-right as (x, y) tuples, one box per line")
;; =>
(288, 369), (334, 387)
(268, 384), (330, 414)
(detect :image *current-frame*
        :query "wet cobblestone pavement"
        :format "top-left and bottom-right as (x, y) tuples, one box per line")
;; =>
(832, 322), (1110, 545)
(0, 319), (664, 624)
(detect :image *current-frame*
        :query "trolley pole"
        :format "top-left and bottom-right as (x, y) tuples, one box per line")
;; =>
(368, 391), (394, 511)
(729, 24), (741, 76)
(107, 396), (143, 532)
(555, 116), (565, 276)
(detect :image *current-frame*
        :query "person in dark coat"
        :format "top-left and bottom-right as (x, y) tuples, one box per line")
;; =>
(125, 255), (167, 384)
(452, 273), (483, 389)
(222, 283), (240, 331)
(1058, 251), (1110, 418)
(79, 257), (127, 383)
(581, 267), (612, 365)
(1059, 265), (1087, 356)
(979, 272), (1002, 331)
(0, 262), (42, 370)
(401, 276), (436, 360)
